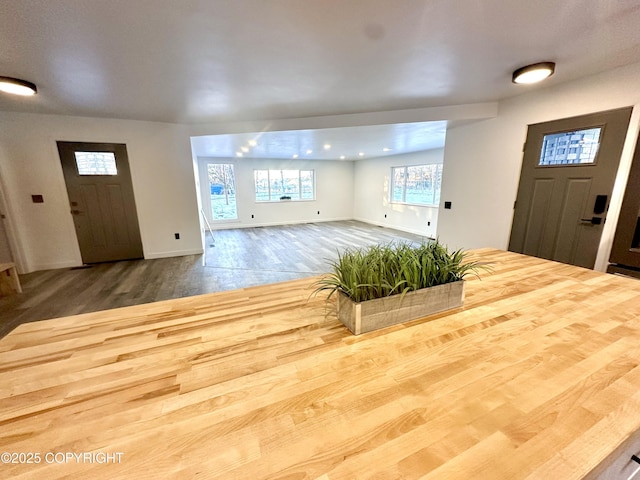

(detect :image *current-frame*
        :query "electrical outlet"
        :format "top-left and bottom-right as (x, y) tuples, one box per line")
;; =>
(251, 214), (254, 218)
(427, 221), (431, 226)
(174, 233), (180, 240)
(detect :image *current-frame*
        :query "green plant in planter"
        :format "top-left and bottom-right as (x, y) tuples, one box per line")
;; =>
(313, 240), (487, 303)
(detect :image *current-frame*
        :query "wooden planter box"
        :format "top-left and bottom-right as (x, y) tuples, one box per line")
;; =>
(337, 280), (465, 335)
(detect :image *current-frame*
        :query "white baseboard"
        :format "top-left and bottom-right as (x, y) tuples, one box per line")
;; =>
(145, 248), (204, 259)
(353, 217), (436, 239)
(208, 217), (353, 230)
(24, 249), (205, 272)
(24, 260), (80, 273)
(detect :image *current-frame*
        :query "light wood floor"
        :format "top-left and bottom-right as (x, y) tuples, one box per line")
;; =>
(0, 221), (425, 338)
(2, 249), (640, 479)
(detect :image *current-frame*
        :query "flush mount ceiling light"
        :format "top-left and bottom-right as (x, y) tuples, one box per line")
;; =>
(512, 62), (555, 84)
(0, 76), (37, 96)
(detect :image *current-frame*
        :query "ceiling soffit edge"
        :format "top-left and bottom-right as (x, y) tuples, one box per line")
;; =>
(188, 102), (499, 138)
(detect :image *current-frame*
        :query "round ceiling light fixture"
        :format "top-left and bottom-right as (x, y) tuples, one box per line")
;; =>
(512, 62), (555, 84)
(0, 76), (37, 96)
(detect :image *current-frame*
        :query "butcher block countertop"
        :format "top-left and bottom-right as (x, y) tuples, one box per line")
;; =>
(1, 249), (640, 479)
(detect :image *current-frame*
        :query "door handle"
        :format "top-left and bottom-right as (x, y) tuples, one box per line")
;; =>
(580, 217), (602, 225)
(70, 209), (82, 215)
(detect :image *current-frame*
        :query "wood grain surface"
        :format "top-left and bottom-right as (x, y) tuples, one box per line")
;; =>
(1, 249), (640, 479)
(0, 220), (425, 338)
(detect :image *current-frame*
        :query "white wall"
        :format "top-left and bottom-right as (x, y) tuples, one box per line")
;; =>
(353, 149), (442, 238)
(438, 61), (640, 271)
(197, 156), (354, 228)
(0, 112), (202, 272)
(7, 61), (640, 274)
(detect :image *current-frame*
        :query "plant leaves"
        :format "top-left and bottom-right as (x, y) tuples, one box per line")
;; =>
(311, 239), (491, 303)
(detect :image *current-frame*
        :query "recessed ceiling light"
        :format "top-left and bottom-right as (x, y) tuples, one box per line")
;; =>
(248, 140), (257, 147)
(292, 154), (299, 159)
(306, 149), (313, 155)
(323, 144), (331, 150)
(512, 62), (555, 84)
(236, 152), (243, 157)
(383, 147), (391, 152)
(241, 146), (249, 153)
(358, 152), (365, 157)
(0, 76), (37, 96)
(340, 155), (345, 160)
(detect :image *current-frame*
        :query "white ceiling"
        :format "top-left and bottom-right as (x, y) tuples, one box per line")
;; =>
(2, 0), (640, 159)
(191, 121), (447, 160)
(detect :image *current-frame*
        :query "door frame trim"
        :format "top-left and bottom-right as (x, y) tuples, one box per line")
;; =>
(595, 107), (640, 271)
(57, 141), (145, 264)
(0, 171), (24, 272)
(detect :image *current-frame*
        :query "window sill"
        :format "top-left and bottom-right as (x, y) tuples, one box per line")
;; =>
(211, 218), (241, 223)
(255, 199), (316, 204)
(390, 202), (439, 208)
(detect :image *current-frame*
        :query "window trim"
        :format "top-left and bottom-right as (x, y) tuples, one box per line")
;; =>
(390, 163), (443, 207)
(74, 151), (118, 176)
(536, 125), (604, 168)
(203, 161), (239, 222)
(254, 169), (316, 203)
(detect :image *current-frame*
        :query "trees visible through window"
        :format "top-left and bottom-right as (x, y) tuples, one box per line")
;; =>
(254, 169), (314, 201)
(391, 164), (443, 206)
(208, 163), (237, 220)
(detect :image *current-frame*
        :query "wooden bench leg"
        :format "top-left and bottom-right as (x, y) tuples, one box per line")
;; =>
(0, 264), (22, 294)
